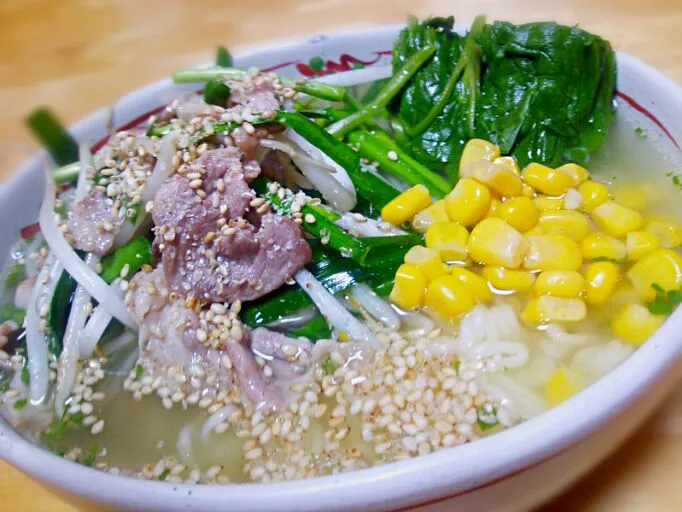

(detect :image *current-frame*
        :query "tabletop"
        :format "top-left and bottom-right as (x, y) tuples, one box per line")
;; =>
(1, 0), (682, 510)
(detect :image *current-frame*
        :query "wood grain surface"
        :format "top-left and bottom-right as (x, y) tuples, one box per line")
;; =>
(1, 0), (681, 510)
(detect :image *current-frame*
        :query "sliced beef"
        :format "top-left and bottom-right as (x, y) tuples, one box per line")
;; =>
(152, 148), (311, 303)
(225, 340), (281, 411)
(68, 191), (118, 255)
(230, 82), (280, 116)
(250, 327), (313, 380)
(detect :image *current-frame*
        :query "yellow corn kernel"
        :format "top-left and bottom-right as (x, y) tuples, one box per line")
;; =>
(581, 232), (627, 261)
(445, 178), (492, 228)
(493, 156), (520, 176)
(404, 246), (447, 281)
(468, 218), (530, 268)
(611, 303), (665, 346)
(645, 218), (682, 248)
(521, 183), (536, 199)
(412, 199), (449, 232)
(556, 163), (589, 187)
(462, 160), (524, 198)
(545, 366), (585, 406)
(583, 261), (620, 306)
(521, 296), (587, 325)
(459, 139), (500, 173)
(590, 201), (643, 238)
(498, 197), (539, 232)
(533, 195), (564, 211)
(381, 184), (432, 226)
(425, 275), (476, 318)
(607, 281), (639, 312)
(613, 184), (649, 211)
(521, 163), (574, 196)
(425, 221), (469, 262)
(485, 198), (503, 219)
(627, 248), (682, 301)
(538, 209), (590, 241)
(626, 231), (660, 261)
(390, 264), (427, 310)
(449, 267), (493, 303)
(577, 181), (610, 211)
(524, 234), (583, 271)
(482, 267), (536, 292)
(534, 271), (585, 298)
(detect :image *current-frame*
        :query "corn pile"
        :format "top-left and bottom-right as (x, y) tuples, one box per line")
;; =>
(384, 138), (682, 351)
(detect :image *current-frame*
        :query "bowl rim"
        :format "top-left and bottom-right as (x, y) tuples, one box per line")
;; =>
(1, 24), (682, 512)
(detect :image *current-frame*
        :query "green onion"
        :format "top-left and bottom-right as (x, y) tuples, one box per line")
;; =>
(135, 364), (144, 380)
(158, 468), (171, 481)
(26, 108), (79, 167)
(347, 130), (451, 197)
(326, 45), (436, 137)
(81, 445), (99, 467)
(99, 237), (153, 284)
(477, 406), (499, 432)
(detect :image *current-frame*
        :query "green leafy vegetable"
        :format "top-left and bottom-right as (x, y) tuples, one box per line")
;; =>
(13, 398), (28, 410)
(158, 468), (171, 481)
(135, 364), (144, 380)
(647, 283), (682, 315)
(26, 108), (79, 167)
(391, 17), (617, 169)
(146, 124), (174, 138)
(99, 237), (153, 284)
(81, 445), (99, 467)
(0, 380), (10, 394)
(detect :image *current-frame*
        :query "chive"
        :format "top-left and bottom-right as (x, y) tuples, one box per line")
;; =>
(326, 45), (436, 137)
(276, 111), (400, 209)
(321, 356), (336, 375)
(135, 364), (144, 380)
(0, 304), (26, 325)
(347, 130), (450, 197)
(476, 406), (499, 432)
(216, 46), (233, 68)
(50, 162), (82, 185)
(172, 67), (247, 84)
(647, 282), (682, 316)
(26, 108), (80, 167)
(13, 398), (28, 410)
(158, 468), (171, 481)
(192, 115), (273, 144)
(82, 445), (99, 467)
(146, 124), (174, 138)
(99, 237), (153, 284)
(21, 365), (29, 385)
(203, 81), (231, 107)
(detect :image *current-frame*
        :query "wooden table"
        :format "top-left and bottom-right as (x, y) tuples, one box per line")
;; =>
(1, 0), (681, 510)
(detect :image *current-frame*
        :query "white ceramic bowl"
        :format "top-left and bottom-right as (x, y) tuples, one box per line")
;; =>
(2, 25), (682, 512)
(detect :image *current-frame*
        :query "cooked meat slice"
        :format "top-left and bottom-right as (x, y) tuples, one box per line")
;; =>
(230, 82), (281, 116)
(152, 148), (311, 303)
(225, 340), (281, 411)
(250, 327), (313, 380)
(68, 191), (118, 255)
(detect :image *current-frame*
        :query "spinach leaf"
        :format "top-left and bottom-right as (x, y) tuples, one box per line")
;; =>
(390, 17), (617, 170)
